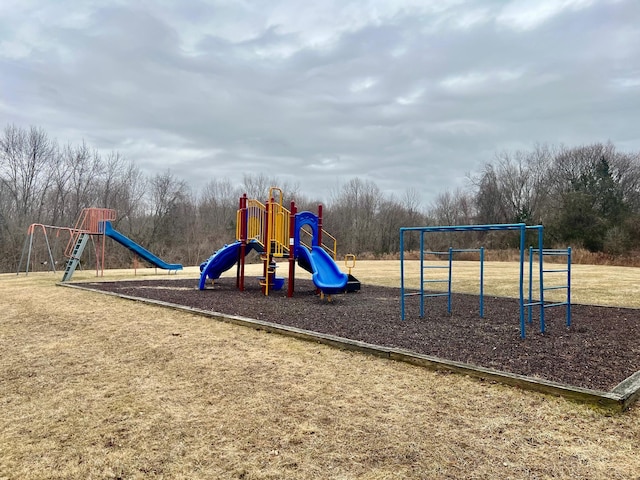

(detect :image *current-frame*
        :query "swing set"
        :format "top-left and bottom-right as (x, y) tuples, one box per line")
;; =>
(17, 208), (117, 277)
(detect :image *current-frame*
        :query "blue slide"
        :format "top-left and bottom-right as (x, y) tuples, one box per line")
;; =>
(102, 221), (183, 271)
(296, 245), (348, 295)
(199, 240), (260, 290)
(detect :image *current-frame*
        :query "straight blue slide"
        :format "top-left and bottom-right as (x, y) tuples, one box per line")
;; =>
(102, 221), (183, 271)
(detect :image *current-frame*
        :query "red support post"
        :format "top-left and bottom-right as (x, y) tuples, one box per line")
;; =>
(288, 201), (297, 297)
(315, 204), (324, 296)
(317, 204), (323, 248)
(263, 199), (271, 295)
(238, 193), (247, 291)
(100, 231), (106, 277)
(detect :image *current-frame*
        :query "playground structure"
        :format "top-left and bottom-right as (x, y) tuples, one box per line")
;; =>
(18, 207), (183, 281)
(399, 223), (571, 339)
(199, 187), (360, 297)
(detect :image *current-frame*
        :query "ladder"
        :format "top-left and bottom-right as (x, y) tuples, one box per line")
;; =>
(61, 233), (90, 282)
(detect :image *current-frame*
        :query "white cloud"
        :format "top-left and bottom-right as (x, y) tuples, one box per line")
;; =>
(0, 40), (31, 60)
(350, 77), (378, 93)
(611, 77), (640, 89)
(439, 69), (524, 93)
(396, 87), (426, 105)
(496, 0), (596, 31)
(430, 120), (497, 136)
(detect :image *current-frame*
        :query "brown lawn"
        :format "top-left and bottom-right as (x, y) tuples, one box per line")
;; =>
(1, 261), (640, 479)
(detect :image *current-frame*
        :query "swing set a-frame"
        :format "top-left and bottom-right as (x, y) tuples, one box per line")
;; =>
(17, 208), (116, 279)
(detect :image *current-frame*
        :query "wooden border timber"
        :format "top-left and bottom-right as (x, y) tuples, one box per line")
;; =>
(59, 282), (640, 412)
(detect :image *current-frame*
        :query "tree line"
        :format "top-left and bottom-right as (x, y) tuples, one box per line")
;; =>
(2, 124), (640, 274)
(463, 143), (640, 254)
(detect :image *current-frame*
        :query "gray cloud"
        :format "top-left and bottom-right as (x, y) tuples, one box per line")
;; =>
(2, 0), (639, 208)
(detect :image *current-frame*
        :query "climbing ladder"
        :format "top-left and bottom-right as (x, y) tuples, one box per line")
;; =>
(526, 247), (572, 332)
(419, 249), (453, 317)
(61, 233), (90, 282)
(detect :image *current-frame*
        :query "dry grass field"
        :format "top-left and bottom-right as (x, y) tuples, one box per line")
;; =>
(2, 261), (640, 479)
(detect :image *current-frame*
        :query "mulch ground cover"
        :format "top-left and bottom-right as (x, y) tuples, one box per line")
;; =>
(79, 277), (640, 392)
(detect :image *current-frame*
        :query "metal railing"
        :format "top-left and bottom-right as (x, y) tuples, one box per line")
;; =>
(64, 208), (116, 257)
(237, 194), (338, 260)
(299, 225), (338, 259)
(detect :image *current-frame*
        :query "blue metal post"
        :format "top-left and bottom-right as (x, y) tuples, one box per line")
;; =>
(479, 247), (484, 318)
(567, 247), (572, 327)
(398, 223), (532, 336)
(419, 230), (425, 318)
(447, 247), (453, 314)
(400, 228), (406, 320)
(519, 225), (526, 339)
(528, 246), (533, 324)
(538, 226), (545, 334)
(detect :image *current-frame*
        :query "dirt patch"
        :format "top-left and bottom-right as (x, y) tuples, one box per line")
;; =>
(80, 277), (640, 392)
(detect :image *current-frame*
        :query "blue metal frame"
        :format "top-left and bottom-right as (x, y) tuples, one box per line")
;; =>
(527, 247), (572, 329)
(416, 246), (485, 316)
(419, 248), (453, 315)
(449, 247), (485, 317)
(400, 223), (546, 339)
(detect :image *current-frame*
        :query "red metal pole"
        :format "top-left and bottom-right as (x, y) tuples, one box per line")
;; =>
(317, 204), (323, 248)
(101, 232), (106, 277)
(239, 193), (247, 291)
(288, 201), (296, 297)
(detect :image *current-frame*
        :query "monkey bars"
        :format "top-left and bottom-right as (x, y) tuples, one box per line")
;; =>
(399, 223), (561, 339)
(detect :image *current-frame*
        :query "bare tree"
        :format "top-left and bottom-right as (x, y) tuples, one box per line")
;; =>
(327, 178), (381, 254)
(0, 124), (56, 223)
(0, 125), (57, 271)
(61, 141), (105, 220)
(198, 178), (240, 245)
(100, 152), (147, 225)
(241, 172), (301, 205)
(145, 170), (191, 252)
(472, 144), (555, 225)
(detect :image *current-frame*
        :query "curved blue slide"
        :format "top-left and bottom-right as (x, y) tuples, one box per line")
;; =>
(199, 241), (260, 290)
(103, 221), (183, 271)
(296, 245), (348, 295)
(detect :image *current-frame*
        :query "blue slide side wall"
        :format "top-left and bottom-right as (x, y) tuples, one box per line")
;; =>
(296, 245), (348, 295)
(199, 241), (261, 290)
(103, 221), (182, 271)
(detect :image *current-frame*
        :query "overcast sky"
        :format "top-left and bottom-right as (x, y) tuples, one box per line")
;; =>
(2, 0), (639, 207)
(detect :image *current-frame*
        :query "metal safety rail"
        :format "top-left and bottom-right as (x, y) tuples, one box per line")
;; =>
(238, 199), (267, 246)
(237, 197), (291, 258)
(239, 199), (337, 259)
(299, 225), (338, 259)
(64, 208), (116, 258)
(268, 197), (290, 257)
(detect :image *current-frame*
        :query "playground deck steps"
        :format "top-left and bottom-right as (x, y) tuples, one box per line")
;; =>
(61, 233), (89, 282)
